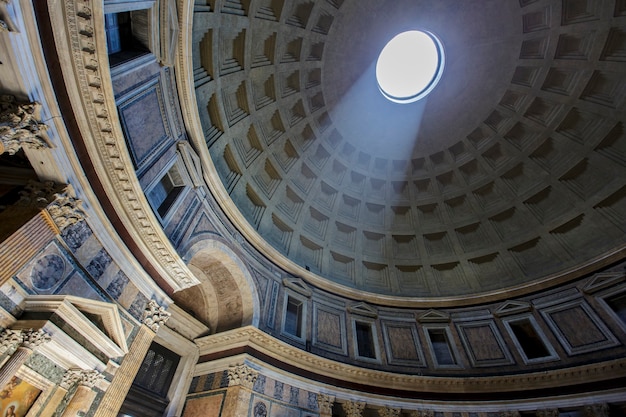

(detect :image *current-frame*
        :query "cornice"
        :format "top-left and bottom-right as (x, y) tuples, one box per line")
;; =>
(196, 326), (626, 396)
(45, 0), (198, 292)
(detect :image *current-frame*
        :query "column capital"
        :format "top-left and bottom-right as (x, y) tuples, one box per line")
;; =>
(20, 328), (51, 349)
(317, 394), (335, 415)
(0, 329), (23, 354)
(77, 369), (104, 388)
(380, 407), (401, 417)
(584, 403), (609, 417)
(537, 409), (559, 417)
(0, 95), (49, 155)
(47, 187), (85, 231)
(409, 410), (434, 417)
(142, 300), (170, 332)
(344, 400), (366, 417)
(60, 369), (83, 390)
(227, 364), (258, 389)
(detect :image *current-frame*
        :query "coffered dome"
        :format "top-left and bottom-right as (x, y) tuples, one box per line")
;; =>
(194, 0), (626, 301)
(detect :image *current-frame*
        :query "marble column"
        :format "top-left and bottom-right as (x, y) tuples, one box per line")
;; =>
(37, 369), (82, 417)
(61, 370), (103, 417)
(0, 329), (50, 389)
(344, 400), (366, 417)
(317, 393), (335, 417)
(220, 364), (259, 417)
(92, 301), (170, 417)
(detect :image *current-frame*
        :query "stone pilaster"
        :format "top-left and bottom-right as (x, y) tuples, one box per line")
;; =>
(92, 301), (169, 417)
(61, 370), (103, 417)
(584, 404), (609, 417)
(0, 95), (48, 155)
(317, 393), (335, 417)
(344, 400), (366, 417)
(220, 364), (259, 417)
(380, 406), (401, 417)
(0, 329), (50, 388)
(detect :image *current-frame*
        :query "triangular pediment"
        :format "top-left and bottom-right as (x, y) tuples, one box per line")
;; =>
(348, 302), (378, 318)
(582, 272), (625, 294)
(23, 295), (128, 358)
(283, 277), (312, 297)
(417, 309), (450, 323)
(494, 300), (531, 317)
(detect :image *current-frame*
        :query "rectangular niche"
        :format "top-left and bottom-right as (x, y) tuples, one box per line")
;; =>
(312, 302), (347, 355)
(381, 320), (425, 366)
(502, 314), (559, 364)
(424, 325), (461, 368)
(539, 299), (619, 355)
(456, 320), (514, 367)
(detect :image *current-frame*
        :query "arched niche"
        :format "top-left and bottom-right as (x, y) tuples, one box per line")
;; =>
(173, 239), (259, 333)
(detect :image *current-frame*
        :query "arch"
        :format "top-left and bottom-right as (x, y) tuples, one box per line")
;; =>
(173, 239), (260, 333)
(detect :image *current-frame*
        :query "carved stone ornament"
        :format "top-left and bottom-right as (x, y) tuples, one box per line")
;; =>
(78, 369), (104, 388)
(536, 409), (559, 417)
(317, 394), (335, 414)
(0, 95), (49, 155)
(20, 328), (51, 349)
(16, 180), (60, 209)
(0, 329), (23, 354)
(500, 411), (521, 417)
(60, 369), (83, 390)
(226, 364), (258, 389)
(584, 404), (609, 417)
(344, 400), (366, 417)
(380, 407), (401, 417)
(142, 300), (171, 332)
(47, 188), (86, 230)
(408, 410), (434, 417)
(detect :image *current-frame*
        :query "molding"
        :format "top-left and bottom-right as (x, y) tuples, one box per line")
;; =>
(195, 326), (626, 396)
(45, 0), (199, 293)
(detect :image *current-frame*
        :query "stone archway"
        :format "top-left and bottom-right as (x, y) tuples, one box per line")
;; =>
(173, 240), (259, 333)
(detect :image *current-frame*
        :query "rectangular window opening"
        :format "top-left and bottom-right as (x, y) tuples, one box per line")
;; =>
(105, 10), (151, 66)
(509, 319), (551, 360)
(427, 328), (456, 365)
(606, 292), (626, 325)
(284, 296), (303, 338)
(148, 165), (185, 218)
(355, 321), (376, 359)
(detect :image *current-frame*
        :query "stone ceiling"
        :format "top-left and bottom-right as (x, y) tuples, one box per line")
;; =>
(192, 0), (626, 299)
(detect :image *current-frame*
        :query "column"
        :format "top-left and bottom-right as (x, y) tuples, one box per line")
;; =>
(317, 393), (335, 417)
(61, 370), (103, 417)
(38, 369), (82, 417)
(344, 400), (366, 417)
(0, 329), (50, 389)
(380, 407), (401, 417)
(220, 364), (259, 417)
(92, 300), (170, 417)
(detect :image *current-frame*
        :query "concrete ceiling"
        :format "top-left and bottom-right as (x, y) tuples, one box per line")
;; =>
(193, 0), (626, 299)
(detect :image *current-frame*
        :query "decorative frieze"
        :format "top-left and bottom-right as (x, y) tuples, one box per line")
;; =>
(0, 95), (49, 155)
(227, 364), (258, 389)
(142, 300), (170, 332)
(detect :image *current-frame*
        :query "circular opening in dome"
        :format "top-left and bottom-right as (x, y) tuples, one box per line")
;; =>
(376, 30), (445, 104)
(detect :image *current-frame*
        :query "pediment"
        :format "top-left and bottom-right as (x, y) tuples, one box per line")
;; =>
(283, 277), (312, 297)
(494, 300), (531, 317)
(23, 295), (128, 358)
(582, 272), (625, 294)
(347, 302), (378, 318)
(417, 309), (450, 323)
